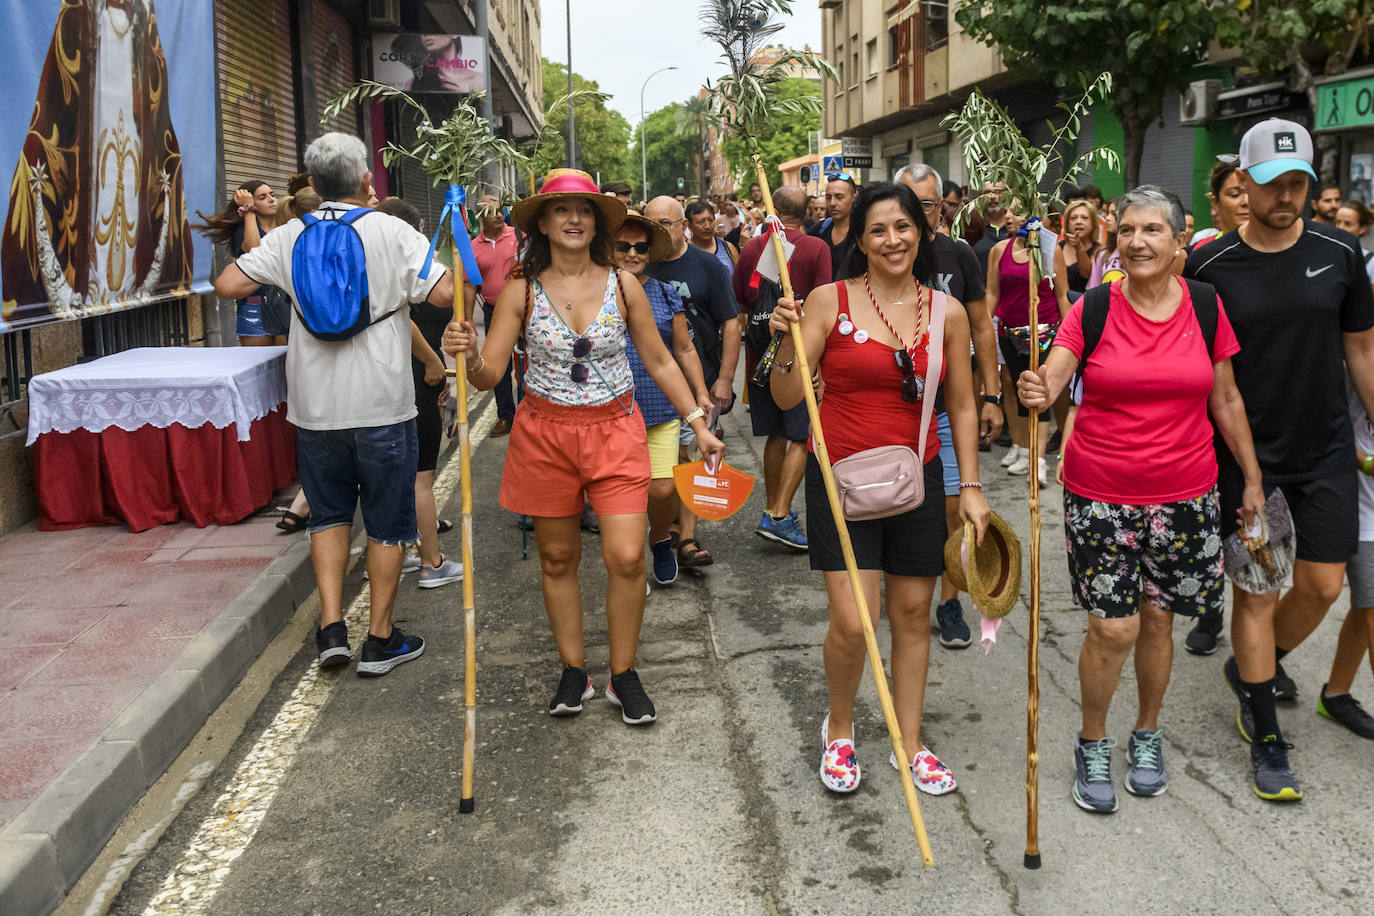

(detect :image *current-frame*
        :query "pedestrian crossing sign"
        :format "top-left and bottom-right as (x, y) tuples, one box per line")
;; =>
(822, 155), (843, 176)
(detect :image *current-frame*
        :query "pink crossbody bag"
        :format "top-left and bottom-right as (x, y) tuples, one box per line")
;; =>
(830, 290), (946, 521)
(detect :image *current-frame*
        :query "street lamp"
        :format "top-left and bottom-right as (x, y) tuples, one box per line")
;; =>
(640, 66), (678, 202)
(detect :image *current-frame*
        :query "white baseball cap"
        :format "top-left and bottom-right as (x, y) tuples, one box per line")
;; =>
(1238, 118), (1317, 185)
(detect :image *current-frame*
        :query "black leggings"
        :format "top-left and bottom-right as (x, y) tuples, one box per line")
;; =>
(999, 334), (1051, 420)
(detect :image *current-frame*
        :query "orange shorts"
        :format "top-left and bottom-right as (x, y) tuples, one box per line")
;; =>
(499, 392), (650, 517)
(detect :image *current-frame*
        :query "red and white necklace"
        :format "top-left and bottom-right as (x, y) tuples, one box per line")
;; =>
(863, 272), (929, 351)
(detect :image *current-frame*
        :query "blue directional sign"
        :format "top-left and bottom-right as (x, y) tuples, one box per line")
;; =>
(822, 155), (843, 175)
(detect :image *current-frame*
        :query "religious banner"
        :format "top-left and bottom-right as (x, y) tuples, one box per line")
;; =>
(0, 0), (217, 334)
(373, 34), (488, 95)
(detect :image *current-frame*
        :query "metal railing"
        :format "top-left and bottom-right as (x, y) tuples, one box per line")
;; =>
(0, 328), (32, 436)
(82, 298), (191, 359)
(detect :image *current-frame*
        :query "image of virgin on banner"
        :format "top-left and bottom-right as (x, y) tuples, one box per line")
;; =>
(0, 0), (212, 331)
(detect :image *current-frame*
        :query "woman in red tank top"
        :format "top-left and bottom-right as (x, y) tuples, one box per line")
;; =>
(767, 183), (990, 798)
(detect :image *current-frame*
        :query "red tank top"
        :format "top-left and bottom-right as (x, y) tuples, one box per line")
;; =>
(812, 282), (945, 462)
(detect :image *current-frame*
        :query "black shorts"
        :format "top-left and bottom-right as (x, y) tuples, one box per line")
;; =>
(748, 381), (810, 442)
(412, 367), (444, 473)
(1217, 453), (1357, 564)
(997, 335), (1051, 420)
(805, 453), (946, 577)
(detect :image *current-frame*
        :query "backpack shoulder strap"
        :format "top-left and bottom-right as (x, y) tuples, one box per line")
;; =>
(339, 206), (374, 225)
(1078, 282), (1112, 366)
(1182, 277), (1219, 358)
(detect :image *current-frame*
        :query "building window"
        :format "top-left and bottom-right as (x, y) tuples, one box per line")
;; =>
(887, 26), (900, 70)
(925, 0), (949, 50)
(851, 50), (859, 86)
(866, 38), (878, 78)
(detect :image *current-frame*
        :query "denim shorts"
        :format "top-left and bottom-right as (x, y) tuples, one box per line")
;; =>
(296, 420), (419, 544)
(936, 411), (960, 497)
(236, 297), (268, 337)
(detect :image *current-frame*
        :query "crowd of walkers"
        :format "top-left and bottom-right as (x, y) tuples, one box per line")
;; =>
(202, 115), (1374, 820)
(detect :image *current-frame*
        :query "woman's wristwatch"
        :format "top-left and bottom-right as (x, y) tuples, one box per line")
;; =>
(684, 406), (705, 425)
(983, 393), (1003, 406)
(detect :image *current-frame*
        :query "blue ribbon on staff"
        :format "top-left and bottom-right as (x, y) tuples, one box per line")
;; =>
(419, 184), (484, 285)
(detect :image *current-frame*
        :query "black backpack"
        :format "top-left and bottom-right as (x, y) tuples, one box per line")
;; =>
(1072, 278), (1219, 394)
(744, 275), (784, 358)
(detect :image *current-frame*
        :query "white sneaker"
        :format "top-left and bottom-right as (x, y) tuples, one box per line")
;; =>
(1000, 444), (1022, 468)
(1037, 457), (1049, 486)
(1007, 454), (1031, 476)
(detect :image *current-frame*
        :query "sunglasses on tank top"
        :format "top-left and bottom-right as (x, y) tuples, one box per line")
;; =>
(893, 349), (925, 404)
(571, 336), (593, 384)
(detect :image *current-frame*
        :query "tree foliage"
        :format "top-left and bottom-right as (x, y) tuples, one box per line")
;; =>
(719, 77), (821, 189)
(537, 59), (634, 184)
(630, 102), (700, 200)
(676, 95), (715, 195)
(955, 0), (1213, 189)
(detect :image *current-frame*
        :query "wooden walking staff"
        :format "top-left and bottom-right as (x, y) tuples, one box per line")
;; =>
(1023, 220), (1044, 869)
(751, 157), (935, 868)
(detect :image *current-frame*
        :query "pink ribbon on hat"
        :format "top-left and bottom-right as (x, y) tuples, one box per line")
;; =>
(961, 539), (1001, 654)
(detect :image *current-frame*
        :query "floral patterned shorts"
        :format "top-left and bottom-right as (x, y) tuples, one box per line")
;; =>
(1063, 488), (1223, 620)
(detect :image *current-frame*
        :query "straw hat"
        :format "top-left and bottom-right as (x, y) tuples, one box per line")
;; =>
(510, 168), (627, 235)
(944, 513), (1022, 619)
(617, 210), (674, 263)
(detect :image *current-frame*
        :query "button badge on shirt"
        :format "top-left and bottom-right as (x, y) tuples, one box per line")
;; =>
(838, 313), (854, 336)
(853, 329), (869, 344)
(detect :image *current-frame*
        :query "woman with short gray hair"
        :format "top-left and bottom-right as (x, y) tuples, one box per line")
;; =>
(1018, 184), (1266, 815)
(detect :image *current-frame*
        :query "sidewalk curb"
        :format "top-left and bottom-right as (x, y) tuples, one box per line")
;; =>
(0, 533), (316, 915)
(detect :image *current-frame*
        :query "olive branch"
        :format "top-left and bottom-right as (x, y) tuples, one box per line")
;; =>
(942, 72), (1120, 237)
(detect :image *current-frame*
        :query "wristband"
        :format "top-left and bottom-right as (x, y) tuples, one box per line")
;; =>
(983, 393), (1003, 406)
(684, 407), (705, 424)
(959, 481), (982, 489)
(1363, 454), (1373, 476)
(238, 205), (253, 216)
(466, 355), (485, 376)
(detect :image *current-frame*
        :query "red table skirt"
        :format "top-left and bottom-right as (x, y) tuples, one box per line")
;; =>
(34, 407), (298, 532)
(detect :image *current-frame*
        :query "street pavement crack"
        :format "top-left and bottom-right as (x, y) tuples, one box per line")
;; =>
(952, 792), (1024, 915)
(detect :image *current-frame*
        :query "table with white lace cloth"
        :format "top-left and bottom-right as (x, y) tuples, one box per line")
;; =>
(26, 346), (288, 446)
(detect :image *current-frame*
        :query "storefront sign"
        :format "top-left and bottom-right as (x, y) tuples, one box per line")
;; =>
(374, 34), (487, 94)
(1216, 86), (1301, 121)
(841, 136), (873, 169)
(1318, 76), (1374, 131)
(0, 0), (217, 333)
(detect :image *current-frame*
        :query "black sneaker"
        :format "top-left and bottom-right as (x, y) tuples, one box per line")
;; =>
(1046, 428), (1063, 453)
(356, 627), (425, 677)
(1222, 655), (1256, 743)
(994, 429), (1012, 448)
(1184, 607), (1222, 656)
(1250, 737), (1302, 802)
(549, 666), (594, 716)
(935, 599), (972, 649)
(315, 621), (351, 669)
(1318, 684), (1374, 739)
(607, 668), (657, 725)
(1273, 661), (1298, 703)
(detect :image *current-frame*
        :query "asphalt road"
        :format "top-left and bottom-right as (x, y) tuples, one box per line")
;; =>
(98, 393), (1373, 916)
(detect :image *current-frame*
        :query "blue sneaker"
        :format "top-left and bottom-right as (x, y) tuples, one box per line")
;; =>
(356, 627), (425, 677)
(935, 599), (972, 649)
(651, 537), (678, 586)
(756, 510), (808, 551)
(1073, 735), (1118, 813)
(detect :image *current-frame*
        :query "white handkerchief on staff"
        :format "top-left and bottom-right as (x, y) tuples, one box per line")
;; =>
(755, 231), (796, 284)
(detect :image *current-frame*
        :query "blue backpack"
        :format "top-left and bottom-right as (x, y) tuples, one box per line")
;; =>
(290, 207), (396, 340)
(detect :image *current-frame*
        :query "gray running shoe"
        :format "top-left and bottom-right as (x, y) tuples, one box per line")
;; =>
(1125, 729), (1167, 797)
(1250, 737), (1302, 802)
(1222, 655), (1256, 743)
(417, 555), (464, 589)
(1318, 685), (1374, 739)
(1073, 735), (1118, 813)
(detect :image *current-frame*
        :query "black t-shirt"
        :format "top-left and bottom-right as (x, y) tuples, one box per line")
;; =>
(410, 300), (451, 395)
(972, 224), (1009, 280)
(922, 234), (987, 413)
(647, 245), (737, 386)
(808, 218), (856, 281)
(1184, 220), (1374, 480)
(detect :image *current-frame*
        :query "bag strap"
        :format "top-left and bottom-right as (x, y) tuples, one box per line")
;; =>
(1182, 277), (1219, 358)
(917, 290), (947, 464)
(1070, 282), (1112, 394)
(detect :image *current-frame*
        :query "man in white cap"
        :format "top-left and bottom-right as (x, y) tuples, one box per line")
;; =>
(1186, 118), (1374, 800)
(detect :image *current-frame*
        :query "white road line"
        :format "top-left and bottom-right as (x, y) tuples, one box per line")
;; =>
(141, 398), (496, 915)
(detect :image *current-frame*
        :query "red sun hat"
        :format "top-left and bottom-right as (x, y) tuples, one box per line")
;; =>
(511, 168), (627, 235)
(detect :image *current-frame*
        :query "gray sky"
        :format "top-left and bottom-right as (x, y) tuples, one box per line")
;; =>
(540, 1), (822, 126)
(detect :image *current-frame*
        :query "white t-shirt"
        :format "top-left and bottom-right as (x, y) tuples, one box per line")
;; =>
(1349, 370), (1374, 540)
(235, 203), (444, 430)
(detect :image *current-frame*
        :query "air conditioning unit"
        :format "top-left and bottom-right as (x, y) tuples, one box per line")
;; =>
(924, 0), (948, 20)
(1180, 79), (1221, 125)
(369, 0), (400, 28)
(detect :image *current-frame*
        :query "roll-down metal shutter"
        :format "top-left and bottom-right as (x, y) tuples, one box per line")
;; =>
(312, 0), (357, 136)
(214, 0), (299, 197)
(1137, 94), (1195, 201)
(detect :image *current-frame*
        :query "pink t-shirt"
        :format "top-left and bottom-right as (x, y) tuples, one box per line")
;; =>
(1054, 277), (1240, 504)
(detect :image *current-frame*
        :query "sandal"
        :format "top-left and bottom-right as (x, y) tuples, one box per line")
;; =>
(890, 747), (958, 796)
(275, 510), (309, 533)
(437, 519), (453, 534)
(677, 537), (713, 568)
(820, 714), (860, 793)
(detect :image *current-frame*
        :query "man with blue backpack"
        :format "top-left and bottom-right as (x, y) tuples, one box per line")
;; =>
(215, 132), (457, 677)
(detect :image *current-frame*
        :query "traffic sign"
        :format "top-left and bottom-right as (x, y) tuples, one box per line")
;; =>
(822, 155), (843, 175)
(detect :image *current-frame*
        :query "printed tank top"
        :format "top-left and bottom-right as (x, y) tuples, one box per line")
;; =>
(523, 269), (635, 407)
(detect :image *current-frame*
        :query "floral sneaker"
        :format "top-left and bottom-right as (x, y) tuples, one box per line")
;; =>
(820, 714), (861, 793)
(891, 747), (958, 796)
